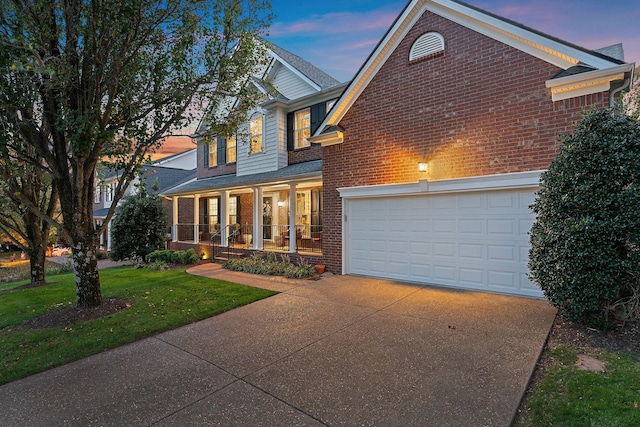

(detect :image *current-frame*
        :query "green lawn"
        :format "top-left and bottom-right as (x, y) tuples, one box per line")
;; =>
(0, 266), (276, 385)
(515, 345), (640, 426)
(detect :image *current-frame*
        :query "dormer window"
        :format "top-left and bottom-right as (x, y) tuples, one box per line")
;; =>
(409, 32), (445, 62)
(295, 108), (311, 149)
(249, 116), (263, 154)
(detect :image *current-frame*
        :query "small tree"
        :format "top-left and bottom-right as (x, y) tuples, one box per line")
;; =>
(109, 180), (168, 263)
(529, 107), (640, 324)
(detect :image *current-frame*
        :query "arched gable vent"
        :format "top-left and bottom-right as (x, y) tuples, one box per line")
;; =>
(409, 32), (445, 61)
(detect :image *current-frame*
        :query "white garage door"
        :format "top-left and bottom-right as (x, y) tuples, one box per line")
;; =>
(345, 188), (541, 297)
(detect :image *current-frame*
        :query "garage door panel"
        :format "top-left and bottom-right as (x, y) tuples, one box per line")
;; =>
(345, 189), (542, 297)
(487, 245), (516, 261)
(458, 194), (484, 209)
(458, 219), (484, 234)
(433, 265), (456, 281)
(459, 268), (485, 285)
(458, 243), (484, 259)
(487, 219), (516, 235)
(433, 219), (456, 233)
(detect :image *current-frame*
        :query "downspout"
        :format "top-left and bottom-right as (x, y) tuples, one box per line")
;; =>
(610, 67), (635, 106)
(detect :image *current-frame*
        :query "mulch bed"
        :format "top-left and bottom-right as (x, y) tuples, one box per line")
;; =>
(547, 315), (640, 357)
(22, 298), (131, 329)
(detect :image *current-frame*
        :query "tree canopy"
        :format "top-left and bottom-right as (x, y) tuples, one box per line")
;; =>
(0, 0), (273, 307)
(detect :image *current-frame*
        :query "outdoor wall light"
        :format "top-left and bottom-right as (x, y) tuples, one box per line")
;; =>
(277, 201), (285, 207)
(418, 162), (428, 172)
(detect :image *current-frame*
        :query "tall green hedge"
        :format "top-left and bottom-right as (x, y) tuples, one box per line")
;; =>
(529, 108), (640, 324)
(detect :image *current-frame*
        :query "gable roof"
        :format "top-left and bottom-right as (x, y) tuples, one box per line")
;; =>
(265, 41), (342, 90)
(140, 165), (196, 194)
(313, 0), (634, 143)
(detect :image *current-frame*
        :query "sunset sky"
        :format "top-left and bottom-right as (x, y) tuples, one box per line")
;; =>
(157, 0), (639, 158)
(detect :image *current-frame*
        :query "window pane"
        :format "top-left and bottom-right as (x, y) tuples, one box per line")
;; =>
(294, 109), (310, 148)
(208, 139), (217, 166)
(227, 135), (237, 163)
(208, 198), (219, 227)
(229, 197), (237, 225)
(250, 116), (263, 153)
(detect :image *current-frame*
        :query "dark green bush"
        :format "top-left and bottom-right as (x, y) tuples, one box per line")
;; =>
(147, 249), (198, 265)
(109, 187), (168, 262)
(529, 108), (640, 324)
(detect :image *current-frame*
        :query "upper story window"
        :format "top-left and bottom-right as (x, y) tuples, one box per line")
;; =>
(105, 183), (114, 202)
(409, 32), (445, 61)
(227, 134), (237, 163)
(249, 116), (263, 154)
(208, 138), (218, 167)
(294, 108), (311, 149)
(94, 186), (101, 203)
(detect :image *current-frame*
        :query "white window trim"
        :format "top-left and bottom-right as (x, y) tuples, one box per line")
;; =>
(94, 186), (101, 203)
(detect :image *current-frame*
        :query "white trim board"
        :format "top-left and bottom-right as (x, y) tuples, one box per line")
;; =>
(338, 170), (543, 199)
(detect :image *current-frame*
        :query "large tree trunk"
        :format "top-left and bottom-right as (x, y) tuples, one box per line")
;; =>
(72, 236), (102, 308)
(24, 212), (48, 285)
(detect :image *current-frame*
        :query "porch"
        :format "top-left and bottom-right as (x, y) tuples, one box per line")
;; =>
(173, 223), (323, 259)
(165, 162), (324, 261)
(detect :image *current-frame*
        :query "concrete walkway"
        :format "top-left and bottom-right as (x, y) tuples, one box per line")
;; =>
(0, 263), (556, 426)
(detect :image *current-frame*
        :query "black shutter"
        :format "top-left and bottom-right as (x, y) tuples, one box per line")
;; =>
(310, 102), (326, 134)
(202, 139), (209, 168)
(287, 112), (295, 151)
(217, 135), (226, 165)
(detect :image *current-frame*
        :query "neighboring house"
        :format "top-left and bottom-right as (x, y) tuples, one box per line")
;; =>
(165, 41), (346, 261)
(93, 149), (196, 251)
(310, 0), (634, 297)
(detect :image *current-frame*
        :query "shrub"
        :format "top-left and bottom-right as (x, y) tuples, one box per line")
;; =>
(529, 108), (640, 325)
(223, 252), (316, 279)
(146, 249), (198, 265)
(109, 184), (168, 263)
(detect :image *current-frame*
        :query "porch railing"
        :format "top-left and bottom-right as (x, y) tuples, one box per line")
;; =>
(174, 223), (322, 254)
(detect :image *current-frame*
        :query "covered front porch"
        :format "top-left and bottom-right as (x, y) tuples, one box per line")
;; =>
(166, 161), (323, 261)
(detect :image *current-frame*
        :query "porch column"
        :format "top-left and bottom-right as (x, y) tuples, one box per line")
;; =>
(252, 186), (263, 250)
(172, 196), (178, 242)
(220, 190), (229, 247)
(288, 182), (297, 253)
(193, 194), (200, 244)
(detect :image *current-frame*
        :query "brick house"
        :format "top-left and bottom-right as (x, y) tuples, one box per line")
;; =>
(311, 0), (634, 297)
(165, 42), (346, 262)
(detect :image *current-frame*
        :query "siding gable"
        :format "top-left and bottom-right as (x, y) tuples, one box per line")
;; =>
(271, 62), (318, 100)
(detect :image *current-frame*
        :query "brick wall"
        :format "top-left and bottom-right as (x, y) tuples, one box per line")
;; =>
(288, 144), (322, 165)
(321, 10), (610, 274)
(239, 193), (254, 227)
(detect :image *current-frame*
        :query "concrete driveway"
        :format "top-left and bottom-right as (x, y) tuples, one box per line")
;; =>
(0, 264), (556, 426)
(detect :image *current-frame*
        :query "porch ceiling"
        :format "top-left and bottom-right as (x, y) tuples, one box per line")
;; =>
(164, 160), (322, 197)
